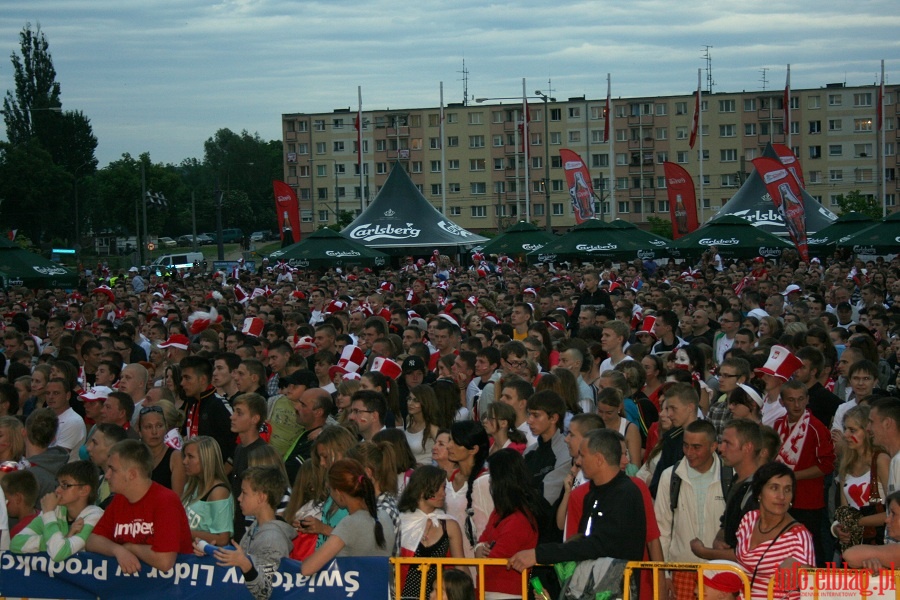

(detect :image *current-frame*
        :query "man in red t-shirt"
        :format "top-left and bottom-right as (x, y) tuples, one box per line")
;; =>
(87, 439), (193, 573)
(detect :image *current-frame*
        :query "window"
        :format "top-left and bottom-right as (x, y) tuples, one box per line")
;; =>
(469, 159), (485, 171)
(298, 165), (310, 177)
(719, 99), (736, 113)
(616, 129), (628, 142)
(448, 159), (460, 170)
(790, 122), (799, 135)
(317, 187), (328, 200)
(376, 139), (387, 151)
(854, 93), (873, 107)
(494, 182), (506, 194)
(887, 143), (896, 156)
(550, 132), (562, 145)
(316, 209), (329, 222)
(618, 201), (629, 214)
(447, 136), (459, 147)
(615, 105), (627, 118)
(828, 94), (842, 106)
(743, 98), (757, 111)
(471, 206), (487, 218)
(315, 142), (326, 154)
(720, 124), (736, 137)
(616, 153), (628, 166)
(494, 158), (505, 171)
(720, 149), (738, 162)
(721, 174), (739, 187)
(677, 151), (689, 164)
(828, 119), (842, 131)
(829, 194), (841, 206)
(429, 137), (441, 149)
(568, 131), (581, 143)
(376, 162), (387, 174)
(430, 160), (442, 173)
(532, 156), (543, 169)
(809, 121), (821, 134)
(531, 133), (542, 145)
(808, 96), (821, 109)
(592, 154), (609, 168)
(469, 135), (485, 148)
(551, 180), (566, 192)
(353, 163), (369, 175)
(656, 127), (667, 140)
(676, 126), (688, 140)
(657, 151), (668, 163)
(468, 112), (483, 125)
(658, 200), (670, 212)
(656, 104), (667, 116)
(298, 121), (308, 132)
(298, 143), (309, 155)
(701, 124), (709, 136)
(316, 164), (327, 177)
(675, 101), (687, 115)
(855, 168), (874, 183)
(552, 203), (565, 216)
(471, 182), (486, 195)
(699, 149), (709, 161)
(808, 171), (821, 184)
(314, 119), (325, 131)
(657, 176), (667, 189)
(809, 146), (822, 159)
(591, 130), (605, 143)
(448, 183), (460, 193)
(855, 143), (873, 157)
(829, 144), (842, 156)
(551, 156), (562, 168)
(333, 141), (345, 152)
(332, 118), (344, 130)
(532, 181), (543, 193)
(492, 135), (504, 147)
(533, 204), (545, 216)
(448, 206), (461, 216)
(745, 148), (757, 160)
(334, 164), (346, 174)
(701, 100), (709, 111)
(550, 109), (562, 121)
(745, 123), (757, 136)
(854, 118), (873, 133)
(336, 186), (346, 198)
(829, 169), (843, 182)
(617, 177), (628, 190)
(568, 107), (581, 119)
(492, 111), (504, 123)
(428, 114), (440, 127)
(887, 194), (897, 207)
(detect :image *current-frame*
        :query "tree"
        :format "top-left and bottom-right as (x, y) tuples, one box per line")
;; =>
(835, 189), (882, 220)
(647, 216), (673, 239)
(2, 23), (61, 146)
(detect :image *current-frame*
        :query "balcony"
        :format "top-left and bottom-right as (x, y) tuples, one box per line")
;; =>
(628, 137), (654, 150)
(629, 188), (656, 199)
(386, 149), (414, 160)
(386, 126), (410, 137)
(627, 114), (653, 126)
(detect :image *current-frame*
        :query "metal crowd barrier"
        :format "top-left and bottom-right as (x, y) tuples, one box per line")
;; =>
(624, 561), (751, 600)
(390, 556), (529, 600)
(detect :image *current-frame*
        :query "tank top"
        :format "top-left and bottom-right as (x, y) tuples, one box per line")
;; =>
(401, 521), (449, 600)
(151, 446), (175, 490)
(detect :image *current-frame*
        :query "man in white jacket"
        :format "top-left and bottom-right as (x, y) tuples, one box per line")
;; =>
(654, 420), (728, 600)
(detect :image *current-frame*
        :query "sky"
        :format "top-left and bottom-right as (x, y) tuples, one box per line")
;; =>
(2, 0), (898, 168)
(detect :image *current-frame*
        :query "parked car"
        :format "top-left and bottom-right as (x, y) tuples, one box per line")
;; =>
(157, 236), (177, 248)
(250, 231), (269, 243)
(178, 234), (214, 246)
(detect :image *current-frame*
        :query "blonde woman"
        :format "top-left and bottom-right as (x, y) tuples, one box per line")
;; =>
(181, 436), (233, 546)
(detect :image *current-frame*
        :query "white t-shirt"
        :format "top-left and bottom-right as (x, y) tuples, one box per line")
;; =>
(761, 398), (786, 428)
(0, 485), (8, 550)
(599, 354), (634, 374)
(51, 407), (87, 458)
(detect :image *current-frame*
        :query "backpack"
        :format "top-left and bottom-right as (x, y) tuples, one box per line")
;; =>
(669, 458), (734, 512)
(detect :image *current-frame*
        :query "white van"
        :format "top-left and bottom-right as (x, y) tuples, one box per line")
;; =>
(151, 252), (204, 270)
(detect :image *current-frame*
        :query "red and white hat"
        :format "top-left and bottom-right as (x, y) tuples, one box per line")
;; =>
(379, 282), (394, 292)
(636, 315), (657, 341)
(370, 356), (402, 380)
(291, 290), (307, 301)
(294, 336), (317, 351)
(522, 287), (538, 297)
(325, 300), (348, 315)
(91, 286), (116, 303)
(754, 345), (802, 381)
(329, 345), (366, 380)
(781, 284), (802, 296)
(188, 307), (221, 335)
(242, 317), (265, 338)
(159, 334), (191, 351)
(79, 386), (114, 403)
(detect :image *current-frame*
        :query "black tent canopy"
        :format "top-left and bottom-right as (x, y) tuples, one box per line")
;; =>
(342, 162), (488, 255)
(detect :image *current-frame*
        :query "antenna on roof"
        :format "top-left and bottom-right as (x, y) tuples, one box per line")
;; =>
(459, 59), (470, 106)
(702, 45), (714, 94)
(759, 68), (769, 91)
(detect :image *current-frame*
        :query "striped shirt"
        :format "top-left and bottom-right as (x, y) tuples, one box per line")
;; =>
(735, 510), (814, 599)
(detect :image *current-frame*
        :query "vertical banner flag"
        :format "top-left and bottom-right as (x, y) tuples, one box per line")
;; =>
(560, 149), (596, 224)
(752, 157), (809, 261)
(663, 162), (699, 239)
(518, 100), (530, 152)
(604, 78), (612, 142)
(272, 180), (301, 244)
(784, 64), (791, 139)
(689, 78), (701, 149)
(772, 143), (806, 188)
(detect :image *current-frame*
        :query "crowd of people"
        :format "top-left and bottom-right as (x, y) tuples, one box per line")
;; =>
(1, 247), (900, 599)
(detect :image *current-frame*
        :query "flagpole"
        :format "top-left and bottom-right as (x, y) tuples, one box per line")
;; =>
(785, 64), (792, 149)
(358, 86), (364, 212)
(698, 68), (704, 225)
(523, 78), (530, 223)
(607, 73), (616, 220)
(881, 60), (886, 218)
(440, 82), (447, 215)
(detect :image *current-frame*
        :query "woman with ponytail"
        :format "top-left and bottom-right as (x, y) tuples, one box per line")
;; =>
(299, 458), (395, 576)
(444, 420), (494, 557)
(346, 441), (401, 554)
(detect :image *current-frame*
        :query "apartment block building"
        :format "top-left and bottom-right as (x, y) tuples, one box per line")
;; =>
(282, 82), (898, 235)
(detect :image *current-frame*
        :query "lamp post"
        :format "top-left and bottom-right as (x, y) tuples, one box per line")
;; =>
(534, 90), (555, 232)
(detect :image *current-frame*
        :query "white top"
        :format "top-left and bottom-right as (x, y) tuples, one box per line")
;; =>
(51, 407), (87, 459)
(445, 471), (494, 557)
(599, 354), (633, 374)
(761, 397), (786, 428)
(0, 485), (8, 550)
(404, 427), (436, 466)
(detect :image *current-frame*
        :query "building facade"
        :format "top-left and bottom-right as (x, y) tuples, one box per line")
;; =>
(282, 82), (898, 235)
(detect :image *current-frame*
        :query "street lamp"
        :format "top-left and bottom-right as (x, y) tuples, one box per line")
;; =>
(534, 90), (555, 233)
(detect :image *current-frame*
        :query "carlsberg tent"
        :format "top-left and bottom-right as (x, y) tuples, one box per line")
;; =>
(341, 162), (488, 255)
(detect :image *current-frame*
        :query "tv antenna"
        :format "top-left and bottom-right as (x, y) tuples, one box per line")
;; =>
(759, 68), (769, 91)
(459, 59), (470, 106)
(702, 45), (714, 94)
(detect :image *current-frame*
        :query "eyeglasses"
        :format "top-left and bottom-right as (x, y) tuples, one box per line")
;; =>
(504, 359), (527, 368)
(140, 405), (163, 415)
(56, 481), (87, 490)
(718, 373), (739, 379)
(349, 408), (374, 415)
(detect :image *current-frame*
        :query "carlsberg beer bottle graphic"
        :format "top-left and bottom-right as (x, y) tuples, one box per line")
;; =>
(675, 195), (689, 234)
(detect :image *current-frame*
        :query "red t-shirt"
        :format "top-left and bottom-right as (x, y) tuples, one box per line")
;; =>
(478, 510), (539, 596)
(92, 481), (193, 554)
(10, 512), (39, 537)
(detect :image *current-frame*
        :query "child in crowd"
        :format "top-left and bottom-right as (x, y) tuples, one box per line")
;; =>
(228, 393), (268, 540)
(2, 470), (39, 536)
(10, 460), (103, 561)
(208, 466), (296, 600)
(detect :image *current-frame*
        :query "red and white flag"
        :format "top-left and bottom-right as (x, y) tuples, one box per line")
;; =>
(560, 149), (596, 224)
(604, 77), (612, 143)
(689, 76), (701, 149)
(783, 64), (791, 135)
(663, 162), (699, 239)
(272, 180), (301, 244)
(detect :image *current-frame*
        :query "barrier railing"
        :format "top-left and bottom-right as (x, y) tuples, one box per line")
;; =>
(623, 561), (752, 600)
(390, 557), (529, 600)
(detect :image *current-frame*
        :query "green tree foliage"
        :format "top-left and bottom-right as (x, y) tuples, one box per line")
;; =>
(835, 189), (882, 220)
(647, 216), (673, 239)
(0, 140), (72, 243)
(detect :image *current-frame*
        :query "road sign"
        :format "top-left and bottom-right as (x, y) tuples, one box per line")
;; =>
(147, 243), (155, 251)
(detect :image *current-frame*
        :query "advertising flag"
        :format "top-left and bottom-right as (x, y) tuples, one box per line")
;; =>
(272, 180), (301, 244)
(663, 162), (699, 239)
(560, 149), (596, 224)
(752, 157), (809, 261)
(783, 64), (791, 136)
(772, 143), (806, 188)
(689, 79), (701, 149)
